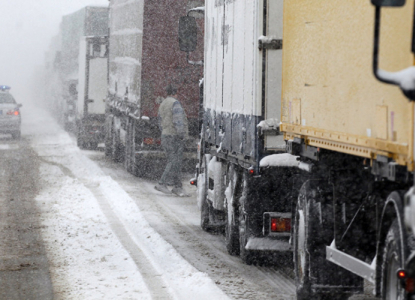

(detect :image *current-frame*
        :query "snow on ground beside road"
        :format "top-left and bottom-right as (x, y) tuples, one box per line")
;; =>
(37, 165), (151, 299)
(26, 105), (229, 299)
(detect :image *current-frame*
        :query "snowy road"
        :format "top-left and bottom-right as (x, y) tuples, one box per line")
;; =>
(0, 135), (53, 299)
(4, 104), (377, 299)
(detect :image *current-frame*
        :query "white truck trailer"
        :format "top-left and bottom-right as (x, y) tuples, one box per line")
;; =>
(76, 36), (109, 149)
(182, 0), (298, 263)
(46, 6), (109, 131)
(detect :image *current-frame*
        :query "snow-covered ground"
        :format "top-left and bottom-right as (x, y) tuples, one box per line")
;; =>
(23, 104), (229, 299)
(19, 104), (378, 300)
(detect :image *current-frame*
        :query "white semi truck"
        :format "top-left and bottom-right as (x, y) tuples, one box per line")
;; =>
(182, 0), (299, 263)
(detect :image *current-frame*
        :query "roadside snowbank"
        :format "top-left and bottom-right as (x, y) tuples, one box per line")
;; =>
(28, 105), (229, 299)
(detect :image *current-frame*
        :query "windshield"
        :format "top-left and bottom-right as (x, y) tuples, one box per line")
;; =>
(0, 93), (16, 104)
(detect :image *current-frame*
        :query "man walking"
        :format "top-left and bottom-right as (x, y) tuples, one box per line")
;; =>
(155, 84), (189, 197)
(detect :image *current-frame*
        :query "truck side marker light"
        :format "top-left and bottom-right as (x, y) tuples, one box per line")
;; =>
(271, 217), (292, 232)
(397, 269), (406, 279)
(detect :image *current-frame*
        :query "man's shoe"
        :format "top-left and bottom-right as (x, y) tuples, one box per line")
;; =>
(171, 187), (189, 197)
(154, 184), (172, 194)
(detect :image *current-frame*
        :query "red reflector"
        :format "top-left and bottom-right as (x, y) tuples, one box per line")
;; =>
(143, 138), (161, 145)
(271, 218), (292, 232)
(398, 270), (407, 279)
(406, 278), (415, 293)
(189, 178), (197, 186)
(143, 138), (154, 145)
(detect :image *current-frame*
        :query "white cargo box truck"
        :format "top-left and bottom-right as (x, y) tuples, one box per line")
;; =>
(76, 36), (108, 149)
(183, 0), (298, 263)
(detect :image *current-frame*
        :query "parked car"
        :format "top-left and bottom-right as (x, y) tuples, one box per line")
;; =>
(0, 86), (22, 139)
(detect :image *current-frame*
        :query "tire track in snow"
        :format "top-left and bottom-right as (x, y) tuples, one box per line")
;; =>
(86, 183), (175, 300)
(39, 158), (174, 300)
(121, 178), (295, 299)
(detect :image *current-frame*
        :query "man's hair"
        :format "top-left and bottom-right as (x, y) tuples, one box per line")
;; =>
(166, 84), (178, 96)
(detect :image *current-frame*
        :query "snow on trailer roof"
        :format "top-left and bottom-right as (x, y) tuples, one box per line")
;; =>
(259, 153), (300, 168)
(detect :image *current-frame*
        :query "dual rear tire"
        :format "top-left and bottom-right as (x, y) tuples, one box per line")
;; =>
(11, 130), (20, 140)
(294, 180), (353, 300)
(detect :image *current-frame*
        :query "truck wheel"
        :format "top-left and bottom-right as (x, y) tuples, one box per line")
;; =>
(294, 185), (314, 300)
(89, 142), (98, 150)
(382, 219), (406, 300)
(201, 196), (213, 231)
(239, 204), (254, 265)
(224, 165), (240, 256)
(104, 139), (112, 156)
(200, 155), (214, 232)
(77, 136), (86, 149)
(112, 133), (123, 162)
(12, 130), (21, 140)
(294, 181), (351, 300)
(132, 157), (146, 178)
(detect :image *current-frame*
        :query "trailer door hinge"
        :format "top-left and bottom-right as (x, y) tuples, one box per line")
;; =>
(258, 38), (283, 50)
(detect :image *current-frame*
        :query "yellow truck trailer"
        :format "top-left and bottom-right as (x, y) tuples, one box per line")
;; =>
(281, 0), (415, 299)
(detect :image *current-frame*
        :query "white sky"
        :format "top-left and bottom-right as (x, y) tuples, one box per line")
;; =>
(0, 0), (109, 103)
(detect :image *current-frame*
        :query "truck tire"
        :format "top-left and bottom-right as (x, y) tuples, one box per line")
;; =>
(111, 132), (123, 162)
(104, 123), (112, 157)
(238, 205), (254, 265)
(89, 142), (98, 150)
(224, 165), (240, 256)
(11, 130), (20, 140)
(294, 181), (351, 300)
(132, 157), (146, 178)
(104, 139), (112, 156)
(201, 195), (213, 231)
(200, 155), (213, 231)
(238, 171), (255, 265)
(77, 136), (86, 149)
(382, 219), (406, 300)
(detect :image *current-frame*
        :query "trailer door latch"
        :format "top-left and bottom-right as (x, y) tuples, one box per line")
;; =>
(258, 37), (283, 50)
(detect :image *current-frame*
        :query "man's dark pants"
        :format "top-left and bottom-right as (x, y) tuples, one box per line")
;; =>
(159, 135), (184, 188)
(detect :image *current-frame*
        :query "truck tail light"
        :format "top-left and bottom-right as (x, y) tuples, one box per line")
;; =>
(406, 278), (415, 293)
(189, 178), (197, 186)
(143, 138), (161, 145)
(396, 269), (415, 293)
(271, 217), (291, 232)
(397, 269), (407, 279)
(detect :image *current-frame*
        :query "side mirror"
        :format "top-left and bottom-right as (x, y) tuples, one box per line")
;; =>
(372, 0), (415, 100)
(179, 16), (197, 53)
(371, 0), (405, 6)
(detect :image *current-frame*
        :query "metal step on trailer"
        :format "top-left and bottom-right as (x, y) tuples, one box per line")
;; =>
(326, 240), (376, 284)
(246, 237), (292, 252)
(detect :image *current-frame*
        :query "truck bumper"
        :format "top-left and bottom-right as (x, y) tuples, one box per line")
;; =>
(245, 237), (291, 252)
(135, 150), (197, 160)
